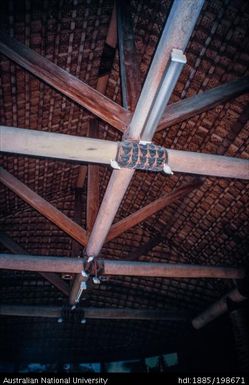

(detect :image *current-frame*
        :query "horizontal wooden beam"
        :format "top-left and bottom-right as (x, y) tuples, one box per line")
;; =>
(103, 260), (245, 279)
(1, 126), (248, 180)
(0, 168), (88, 247)
(157, 76), (249, 131)
(167, 149), (249, 180)
(192, 288), (247, 329)
(0, 126), (118, 165)
(0, 253), (83, 273)
(0, 32), (130, 131)
(0, 304), (187, 321)
(0, 253), (244, 279)
(107, 181), (201, 242)
(0, 232), (69, 296)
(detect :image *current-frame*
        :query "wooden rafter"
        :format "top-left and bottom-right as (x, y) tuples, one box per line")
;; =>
(76, 3), (117, 192)
(0, 232), (69, 296)
(96, 3), (117, 93)
(192, 288), (247, 329)
(117, 0), (141, 111)
(157, 76), (249, 131)
(106, 181), (201, 242)
(0, 253), (244, 279)
(0, 32), (131, 131)
(0, 304), (188, 321)
(71, 188), (84, 259)
(70, 0), (145, 303)
(69, 0), (208, 303)
(0, 168), (88, 247)
(75, 166), (87, 189)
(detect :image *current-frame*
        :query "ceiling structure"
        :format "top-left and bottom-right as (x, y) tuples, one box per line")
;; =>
(0, 0), (249, 368)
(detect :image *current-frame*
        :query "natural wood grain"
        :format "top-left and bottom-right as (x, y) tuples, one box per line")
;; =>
(0, 32), (131, 131)
(167, 149), (249, 179)
(0, 252), (244, 280)
(117, 0), (141, 111)
(87, 120), (100, 232)
(0, 126), (118, 165)
(158, 77), (249, 131)
(0, 168), (88, 247)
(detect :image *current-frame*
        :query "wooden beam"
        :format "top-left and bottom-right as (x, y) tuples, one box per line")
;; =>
(71, 188), (84, 258)
(157, 76), (249, 131)
(0, 232), (69, 296)
(103, 260), (245, 279)
(107, 181), (201, 242)
(192, 288), (247, 329)
(75, 4), (117, 190)
(167, 149), (249, 179)
(1, 126), (248, 179)
(0, 253), (83, 273)
(87, 120), (100, 232)
(75, 166), (87, 189)
(0, 304), (187, 321)
(0, 253), (244, 279)
(0, 126), (118, 165)
(96, 4), (117, 93)
(0, 32), (131, 131)
(0, 168), (88, 247)
(69, 0), (205, 303)
(117, 0), (141, 111)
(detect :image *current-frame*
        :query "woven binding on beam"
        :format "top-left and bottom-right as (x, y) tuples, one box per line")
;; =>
(116, 141), (167, 171)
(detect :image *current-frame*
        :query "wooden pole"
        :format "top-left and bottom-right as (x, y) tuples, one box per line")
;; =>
(117, 0), (141, 111)
(86, 120), (100, 233)
(0, 253), (244, 279)
(0, 304), (188, 321)
(0, 126), (118, 165)
(157, 76), (249, 131)
(192, 288), (247, 329)
(167, 149), (249, 180)
(1, 126), (248, 179)
(0, 232), (69, 296)
(0, 32), (131, 131)
(103, 260), (245, 279)
(69, 0), (205, 303)
(0, 168), (88, 247)
(76, 4), (117, 191)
